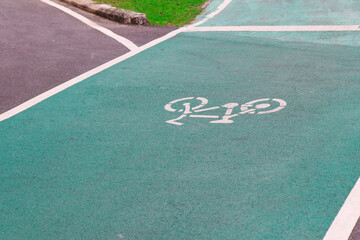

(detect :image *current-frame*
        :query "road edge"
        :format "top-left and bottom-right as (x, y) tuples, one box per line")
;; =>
(59, 0), (149, 25)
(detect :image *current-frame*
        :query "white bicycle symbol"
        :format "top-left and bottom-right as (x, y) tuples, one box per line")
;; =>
(164, 97), (286, 125)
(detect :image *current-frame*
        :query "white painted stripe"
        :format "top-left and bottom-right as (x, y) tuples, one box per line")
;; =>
(194, 106), (220, 112)
(0, 51), (135, 122)
(323, 177), (360, 240)
(0, 27), (181, 122)
(184, 25), (360, 32)
(185, 0), (232, 28)
(0, 0), (232, 122)
(40, 0), (139, 51)
(189, 115), (219, 118)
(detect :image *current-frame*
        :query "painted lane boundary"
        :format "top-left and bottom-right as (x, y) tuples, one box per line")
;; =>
(59, 0), (148, 25)
(188, 0), (232, 27)
(323, 178), (360, 240)
(0, 28), (179, 122)
(41, 0), (139, 51)
(184, 25), (360, 32)
(0, 0), (230, 122)
(0, 51), (136, 122)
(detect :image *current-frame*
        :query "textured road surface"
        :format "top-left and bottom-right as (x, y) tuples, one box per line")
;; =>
(1, 0), (360, 239)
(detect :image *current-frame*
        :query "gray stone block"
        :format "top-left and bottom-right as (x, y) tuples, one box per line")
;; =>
(59, 0), (149, 25)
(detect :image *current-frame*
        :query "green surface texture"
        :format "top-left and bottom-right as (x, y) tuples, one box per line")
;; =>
(2, 0), (360, 239)
(199, 0), (360, 26)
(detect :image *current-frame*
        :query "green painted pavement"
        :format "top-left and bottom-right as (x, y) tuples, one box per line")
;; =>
(222, 30), (360, 48)
(195, 0), (360, 46)
(1, 31), (360, 239)
(197, 0), (360, 27)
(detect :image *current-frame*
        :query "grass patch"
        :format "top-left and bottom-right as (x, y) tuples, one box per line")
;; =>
(93, 0), (209, 27)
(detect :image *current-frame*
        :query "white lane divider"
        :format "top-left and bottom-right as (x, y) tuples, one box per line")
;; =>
(323, 177), (360, 240)
(164, 97), (286, 125)
(0, 0), (233, 122)
(41, 0), (139, 51)
(185, 0), (233, 28)
(184, 25), (360, 32)
(0, 51), (138, 122)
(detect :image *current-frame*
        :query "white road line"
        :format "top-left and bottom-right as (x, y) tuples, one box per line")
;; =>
(185, 0), (232, 28)
(194, 106), (220, 112)
(323, 177), (360, 240)
(40, 0), (139, 51)
(0, 51), (135, 122)
(184, 25), (360, 32)
(189, 115), (219, 118)
(0, 29), (179, 122)
(0, 0), (233, 122)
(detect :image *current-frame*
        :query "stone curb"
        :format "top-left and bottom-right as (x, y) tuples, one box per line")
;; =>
(59, 0), (149, 25)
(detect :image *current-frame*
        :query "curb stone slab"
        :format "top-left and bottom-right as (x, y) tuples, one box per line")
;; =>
(59, 0), (149, 25)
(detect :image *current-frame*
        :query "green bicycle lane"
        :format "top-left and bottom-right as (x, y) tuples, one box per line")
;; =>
(2, 2), (360, 240)
(198, 0), (360, 26)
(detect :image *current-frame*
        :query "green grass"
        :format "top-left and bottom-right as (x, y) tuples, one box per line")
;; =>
(93, 0), (209, 27)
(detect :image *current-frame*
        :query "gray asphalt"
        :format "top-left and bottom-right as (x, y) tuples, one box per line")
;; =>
(0, 0), (175, 114)
(349, 217), (360, 240)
